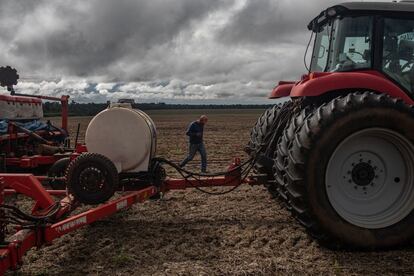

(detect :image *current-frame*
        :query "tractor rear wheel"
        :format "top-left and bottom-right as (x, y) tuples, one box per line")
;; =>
(247, 102), (292, 197)
(286, 92), (414, 249)
(274, 106), (312, 203)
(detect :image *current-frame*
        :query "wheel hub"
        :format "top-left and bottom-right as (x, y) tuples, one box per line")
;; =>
(351, 162), (375, 186)
(340, 151), (385, 197)
(79, 167), (104, 193)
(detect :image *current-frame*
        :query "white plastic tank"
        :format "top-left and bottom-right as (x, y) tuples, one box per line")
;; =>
(85, 104), (157, 173)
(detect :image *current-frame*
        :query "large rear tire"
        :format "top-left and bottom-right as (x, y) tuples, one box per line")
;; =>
(286, 92), (414, 249)
(274, 106), (312, 203)
(247, 102), (292, 197)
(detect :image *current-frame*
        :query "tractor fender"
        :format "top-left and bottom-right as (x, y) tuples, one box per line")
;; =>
(269, 81), (295, 99)
(290, 71), (414, 105)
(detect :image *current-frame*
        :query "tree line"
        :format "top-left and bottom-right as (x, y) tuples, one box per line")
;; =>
(43, 102), (273, 116)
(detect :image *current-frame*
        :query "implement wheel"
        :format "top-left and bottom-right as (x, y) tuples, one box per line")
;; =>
(247, 101), (292, 197)
(48, 157), (70, 190)
(285, 92), (414, 249)
(66, 153), (119, 205)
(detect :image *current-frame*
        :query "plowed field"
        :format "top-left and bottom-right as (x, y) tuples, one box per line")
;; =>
(15, 109), (414, 275)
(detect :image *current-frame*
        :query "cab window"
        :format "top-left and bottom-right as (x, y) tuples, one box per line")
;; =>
(382, 18), (414, 92)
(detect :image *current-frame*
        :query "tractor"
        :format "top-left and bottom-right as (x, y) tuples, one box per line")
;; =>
(247, 1), (414, 249)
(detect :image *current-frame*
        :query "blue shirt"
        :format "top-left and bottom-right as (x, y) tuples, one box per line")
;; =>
(186, 121), (204, 144)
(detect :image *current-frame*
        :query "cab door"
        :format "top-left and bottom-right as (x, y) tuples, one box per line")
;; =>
(382, 18), (414, 93)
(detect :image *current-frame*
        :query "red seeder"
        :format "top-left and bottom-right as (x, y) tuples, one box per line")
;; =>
(0, 158), (256, 274)
(1, 94), (69, 171)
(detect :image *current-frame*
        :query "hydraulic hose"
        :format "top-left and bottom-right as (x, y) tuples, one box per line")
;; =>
(153, 156), (257, 195)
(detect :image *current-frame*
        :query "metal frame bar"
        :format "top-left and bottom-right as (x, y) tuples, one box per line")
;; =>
(0, 158), (255, 274)
(0, 175), (157, 274)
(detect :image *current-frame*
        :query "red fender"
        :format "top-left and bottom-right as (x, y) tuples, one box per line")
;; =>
(269, 81), (296, 99)
(289, 71), (414, 105)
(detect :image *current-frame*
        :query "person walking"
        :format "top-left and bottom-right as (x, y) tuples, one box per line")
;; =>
(180, 115), (208, 172)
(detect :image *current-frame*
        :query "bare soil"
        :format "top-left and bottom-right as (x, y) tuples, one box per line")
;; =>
(14, 110), (414, 275)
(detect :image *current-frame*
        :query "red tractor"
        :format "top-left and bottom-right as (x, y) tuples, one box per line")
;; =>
(248, 1), (414, 249)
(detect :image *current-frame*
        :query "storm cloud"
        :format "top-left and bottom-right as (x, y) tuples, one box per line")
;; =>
(0, 0), (362, 103)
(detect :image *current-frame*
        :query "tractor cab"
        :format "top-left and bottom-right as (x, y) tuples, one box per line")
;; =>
(270, 1), (414, 102)
(309, 8), (373, 73)
(310, 1), (414, 94)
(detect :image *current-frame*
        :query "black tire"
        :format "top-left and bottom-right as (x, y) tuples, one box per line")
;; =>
(285, 92), (414, 249)
(48, 157), (70, 190)
(66, 153), (119, 205)
(274, 106), (313, 204)
(247, 101), (292, 197)
(247, 106), (275, 154)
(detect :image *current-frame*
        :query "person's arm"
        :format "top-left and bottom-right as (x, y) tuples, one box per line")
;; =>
(186, 123), (199, 137)
(185, 123), (196, 136)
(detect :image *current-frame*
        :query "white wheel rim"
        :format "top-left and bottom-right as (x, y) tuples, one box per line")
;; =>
(326, 128), (414, 229)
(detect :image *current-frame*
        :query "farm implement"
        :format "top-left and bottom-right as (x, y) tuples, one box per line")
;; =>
(0, 66), (71, 190)
(0, 157), (255, 274)
(3, 0), (414, 273)
(0, 67), (259, 274)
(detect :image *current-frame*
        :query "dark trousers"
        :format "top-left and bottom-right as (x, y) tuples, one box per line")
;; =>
(180, 142), (207, 172)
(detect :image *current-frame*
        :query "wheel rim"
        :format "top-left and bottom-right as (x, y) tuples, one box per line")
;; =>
(79, 166), (106, 193)
(326, 128), (414, 229)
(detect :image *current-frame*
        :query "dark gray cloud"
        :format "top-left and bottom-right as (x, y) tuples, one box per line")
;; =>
(217, 0), (344, 45)
(1, 0), (228, 78)
(0, 0), (383, 103)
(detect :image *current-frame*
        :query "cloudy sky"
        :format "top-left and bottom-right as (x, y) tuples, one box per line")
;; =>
(0, 0), (377, 104)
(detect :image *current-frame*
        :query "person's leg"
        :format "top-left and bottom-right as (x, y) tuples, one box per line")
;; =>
(180, 143), (197, 168)
(198, 143), (207, 172)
